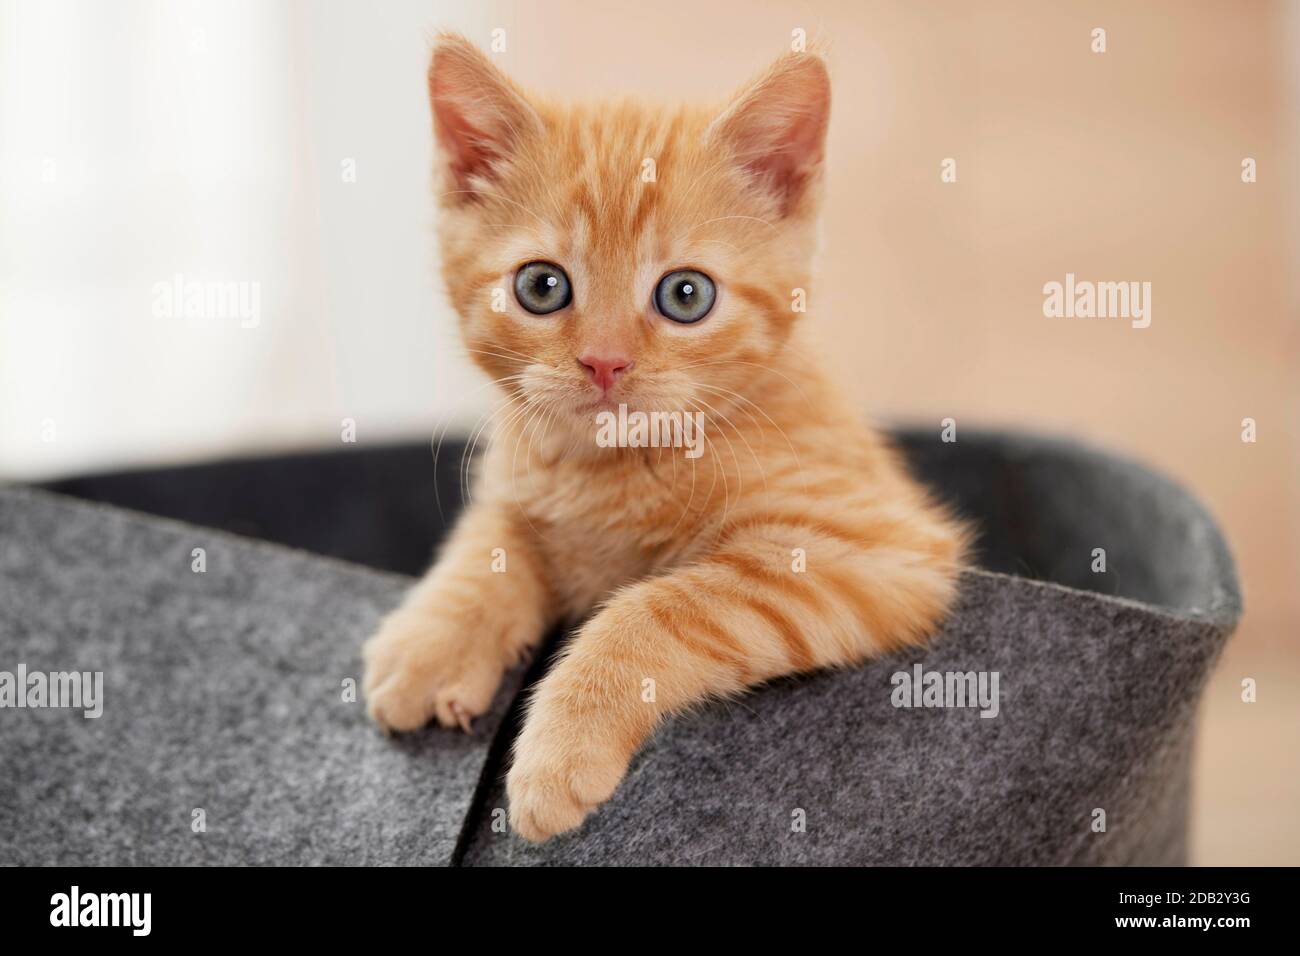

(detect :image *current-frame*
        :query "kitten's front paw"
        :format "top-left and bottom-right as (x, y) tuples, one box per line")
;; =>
(506, 703), (631, 842)
(362, 608), (504, 734)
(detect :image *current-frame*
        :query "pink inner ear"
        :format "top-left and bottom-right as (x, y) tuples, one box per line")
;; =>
(432, 91), (500, 187)
(715, 56), (831, 214)
(742, 109), (827, 207)
(428, 41), (538, 192)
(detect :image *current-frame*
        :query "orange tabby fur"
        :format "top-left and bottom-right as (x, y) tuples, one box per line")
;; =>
(362, 34), (969, 842)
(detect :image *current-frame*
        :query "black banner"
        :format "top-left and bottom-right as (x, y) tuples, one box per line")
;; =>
(1, 866), (1276, 941)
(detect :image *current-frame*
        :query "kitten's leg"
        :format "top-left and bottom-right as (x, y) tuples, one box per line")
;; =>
(363, 501), (553, 733)
(506, 520), (963, 841)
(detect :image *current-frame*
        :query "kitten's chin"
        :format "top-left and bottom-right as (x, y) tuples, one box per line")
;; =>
(573, 393), (635, 416)
(540, 387), (690, 432)
(588, 397), (626, 416)
(562, 395), (640, 441)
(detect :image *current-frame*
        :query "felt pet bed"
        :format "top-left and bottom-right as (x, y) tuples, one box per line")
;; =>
(0, 429), (1240, 865)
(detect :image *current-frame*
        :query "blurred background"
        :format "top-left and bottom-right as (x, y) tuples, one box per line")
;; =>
(1, 0), (1296, 863)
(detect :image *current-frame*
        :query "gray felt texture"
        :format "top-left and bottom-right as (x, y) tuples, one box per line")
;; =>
(0, 430), (1240, 865)
(0, 490), (525, 866)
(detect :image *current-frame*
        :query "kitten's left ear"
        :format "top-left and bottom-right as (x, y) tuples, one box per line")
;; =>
(706, 51), (831, 216)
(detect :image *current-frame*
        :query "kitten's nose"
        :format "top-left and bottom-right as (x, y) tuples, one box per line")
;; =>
(577, 353), (633, 393)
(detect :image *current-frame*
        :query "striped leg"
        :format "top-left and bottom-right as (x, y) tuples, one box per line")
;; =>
(506, 519), (963, 841)
(363, 500), (553, 733)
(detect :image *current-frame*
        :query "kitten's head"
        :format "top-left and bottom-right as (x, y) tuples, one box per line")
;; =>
(429, 34), (830, 436)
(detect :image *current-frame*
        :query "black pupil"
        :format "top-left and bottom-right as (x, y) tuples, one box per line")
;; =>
(534, 273), (558, 296)
(677, 281), (694, 300)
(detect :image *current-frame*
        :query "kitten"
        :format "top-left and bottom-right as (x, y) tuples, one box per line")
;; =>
(363, 34), (969, 842)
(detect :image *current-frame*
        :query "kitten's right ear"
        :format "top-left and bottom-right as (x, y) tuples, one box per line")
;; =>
(707, 50), (831, 217)
(428, 33), (541, 198)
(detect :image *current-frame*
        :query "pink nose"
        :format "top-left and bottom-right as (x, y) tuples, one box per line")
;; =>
(577, 353), (633, 392)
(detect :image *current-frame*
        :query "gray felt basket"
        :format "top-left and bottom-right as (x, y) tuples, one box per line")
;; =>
(0, 428), (1241, 866)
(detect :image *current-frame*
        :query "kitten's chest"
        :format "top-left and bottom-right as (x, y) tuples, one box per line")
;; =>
(510, 452), (718, 615)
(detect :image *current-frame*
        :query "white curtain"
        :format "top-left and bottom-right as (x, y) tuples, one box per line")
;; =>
(0, 0), (494, 480)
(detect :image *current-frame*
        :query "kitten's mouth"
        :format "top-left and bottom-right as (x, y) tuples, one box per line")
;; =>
(570, 392), (629, 415)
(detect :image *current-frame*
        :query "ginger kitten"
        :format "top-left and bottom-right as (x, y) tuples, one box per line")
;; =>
(363, 34), (969, 842)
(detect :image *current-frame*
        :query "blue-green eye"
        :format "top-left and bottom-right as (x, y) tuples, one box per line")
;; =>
(654, 269), (716, 324)
(514, 261), (572, 315)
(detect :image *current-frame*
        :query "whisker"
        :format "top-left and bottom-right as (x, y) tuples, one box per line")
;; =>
(462, 346), (555, 369)
(460, 393), (529, 507)
(436, 188), (550, 230)
(691, 381), (809, 496)
(676, 214), (779, 245)
(507, 399), (553, 542)
(430, 372), (529, 522)
(674, 358), (814, 409)
(691, 393), (769, 499)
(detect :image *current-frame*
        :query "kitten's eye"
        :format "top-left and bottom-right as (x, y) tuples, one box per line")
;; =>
(514, 261), (572, 315)
(654, 269), (716, 324)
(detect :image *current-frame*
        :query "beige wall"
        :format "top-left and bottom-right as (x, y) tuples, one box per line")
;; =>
(493, 0), (1300, 863)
